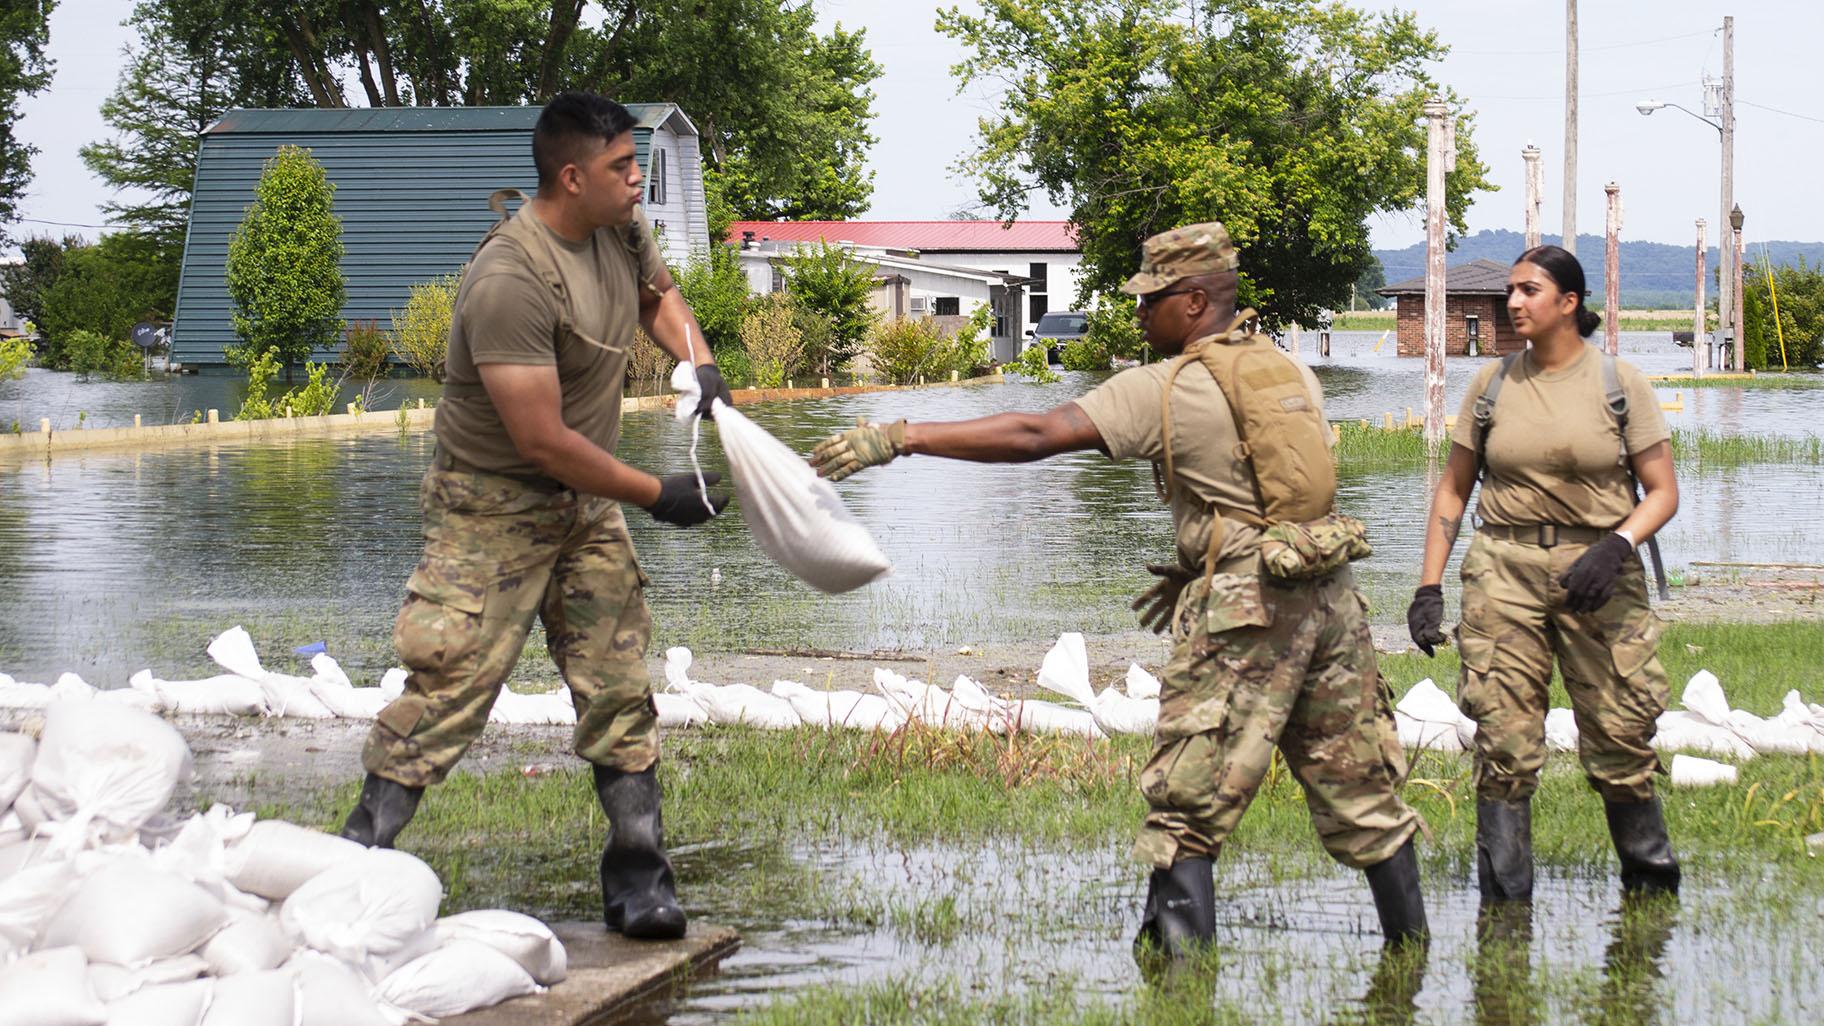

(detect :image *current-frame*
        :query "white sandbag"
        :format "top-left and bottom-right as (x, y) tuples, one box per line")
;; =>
(1395, 711), (1465, 752)
(872, 670), (984, 731)
(53, 673), (98, 702)
(489, 688), (577, 726)
(377, 939), (541, 1019)
(1544, 707), (1581, 752)
(378, 668), (407, 699)
(653, 691), (708, 728)
(1680, 669), (1731, 725)
(433, 909), (567, 985)
(1394, 679), (1472, 753)
(288, 951), (401, 1026)
(206, 626), (335, 718)
(0, 680), (53, 709)
(309, 654), (351, 689)
(1036, 633), (1094, 707)
(87, 954), (209, 1002)
(11, 783), (50, 833)
(0, 859), (72, 955)
(0, 837), (49, 879)
(0, 946), (107, 1026)
(30, 702), (192, 851)
(672, 359), (891, 594)
(1124, 663), (1162, 700)
(205, 626), (266, 680)
(673, 680), (799, 729)
(93, 688), (162, 714)
(1088, 687), (1158, 737)
(1652, 711), (1757, 760)
(199, 969), (297, 1026)
(769, 681), (901, 731)
(281, 848), (442, 969)
(41, 860), (227, 966)
(129, 671), (267, 718)
(1010, 699), (1105, 738)
(200, 906), (295, 975)
(0, 732), (33, 811)
(226, 820), (367, 901)
(306, 684), (387, 720)
(103, 980), (211, 1026)
(1670, 754), (1739, 788)
(0, 810), (24, 846)
(148, 805), (254, 901)
(1725, 708), (1822, 756)
(950, 676), (1018, 733)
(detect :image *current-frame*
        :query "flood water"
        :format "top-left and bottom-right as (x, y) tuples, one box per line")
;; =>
(0, 331), (1819, 684)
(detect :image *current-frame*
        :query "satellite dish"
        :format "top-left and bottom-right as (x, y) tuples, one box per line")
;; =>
(131, 321), (169, 350)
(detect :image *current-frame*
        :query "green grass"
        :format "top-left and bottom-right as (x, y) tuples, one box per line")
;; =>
(1651, 373), (1824, 390)
(1331, 421), (1824, 469)
(1332, 421), (1429, 467)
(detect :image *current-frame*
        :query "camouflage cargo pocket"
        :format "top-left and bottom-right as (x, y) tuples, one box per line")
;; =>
(1260, 514), (1372, 579)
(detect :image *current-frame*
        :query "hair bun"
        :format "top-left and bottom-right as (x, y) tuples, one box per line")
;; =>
(1576, 308), (1602, 337)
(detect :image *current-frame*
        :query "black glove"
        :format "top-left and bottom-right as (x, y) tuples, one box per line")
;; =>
(694, 363), (734, 420)
(1558, 532), (1634, 613)
(643, 471), (731, 527)
(1406, 584), (1446, 657)
(1131, 562), (1197, 634)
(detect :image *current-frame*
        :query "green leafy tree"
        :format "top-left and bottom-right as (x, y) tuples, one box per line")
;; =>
(225, 146), (346, 376)
(37, 234), (173, 370)
(0, 333), (31, 380)
(0, 233), (80, 328)
(673, 243), (752, 353)
(62, 329), (143, 382)
(1083, 295), (1146, 362)
(0, 1), (55, 247)
(1351, 261), (1389, 310)
(940, 0), (1491, 329)
(783, 242), (877, 376)
(738, 293), (803, 388)
(103, 0), (879, 222)
(1742, 258), (1824, 371)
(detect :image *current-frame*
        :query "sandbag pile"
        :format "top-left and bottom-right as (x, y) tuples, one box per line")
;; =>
(0, 702), (565, 1025)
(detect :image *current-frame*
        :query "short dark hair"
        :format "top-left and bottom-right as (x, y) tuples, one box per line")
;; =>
(1515, 244), (1601, 337)
(532, 92), (638, 187)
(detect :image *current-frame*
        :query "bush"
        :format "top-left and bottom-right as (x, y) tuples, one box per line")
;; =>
(390, 273), (459, 380)
(866, 317), (944, 385)
(37, 234), (170, 370)
(627, 327), (669, 385)
(673, 244), (751, 354)
(225, 146), (345, 372)
(1004, 344), (1059, 383)
(342, 320), (390, 382)
(789, 302), (836, 381)
(783, 242), (877, 375)
(1083, 295), (1146, 361)
(1742, 258), (1824, 370)
(237, 350), (340, 420)
(1058, 338), (1108, 371)
(281, 362), (339, 417)
(740, 295), (805, 388)
(712, 344), (752, 387)
(0, 334), (31, 381)
(63, 329), (143, 382)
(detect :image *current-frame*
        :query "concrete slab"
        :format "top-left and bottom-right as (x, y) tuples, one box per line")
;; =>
(444, 922), (739, 1026)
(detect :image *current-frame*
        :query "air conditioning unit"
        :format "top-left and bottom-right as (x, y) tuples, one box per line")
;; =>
(909, 296), (929, 315)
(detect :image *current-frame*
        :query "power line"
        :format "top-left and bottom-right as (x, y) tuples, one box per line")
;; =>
(1739, 100), (1824, 125)
(13, 216), (112, 230)
(1454, 29), (1711, 57)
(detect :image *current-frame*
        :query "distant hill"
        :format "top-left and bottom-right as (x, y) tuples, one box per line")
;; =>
(1374, 229), (1824, 309)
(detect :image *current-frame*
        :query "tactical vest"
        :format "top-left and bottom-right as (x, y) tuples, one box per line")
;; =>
(439, 189), (655, 392)
(1158, 309), (1367, 581)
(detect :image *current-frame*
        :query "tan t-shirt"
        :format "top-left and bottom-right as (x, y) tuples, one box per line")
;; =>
(436, 206), (667, 475)
(1450, 346), (1668, 528)
(1074, 341), (1327, 568)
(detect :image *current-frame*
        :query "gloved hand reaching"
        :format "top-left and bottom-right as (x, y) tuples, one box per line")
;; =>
(643, 471), (731, 527)
(694, 364), (734, 420)
(1406, 584), (1446, 657)
(1558, 532), (1634, 613)
(810, 418), (908, 482)
(1131, 562), (1197, 635)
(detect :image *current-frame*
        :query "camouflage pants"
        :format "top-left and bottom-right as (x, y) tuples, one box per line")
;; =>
(1456, 532), (1668, 803)
(1133, 568), (1419, 870)
(362, 468), (660, 787)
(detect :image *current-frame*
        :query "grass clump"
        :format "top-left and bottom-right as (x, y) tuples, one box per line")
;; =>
(1332, 421), (1426, 467)
(1650, 373), (1824, 390)
(1671, 427), (1824, 465)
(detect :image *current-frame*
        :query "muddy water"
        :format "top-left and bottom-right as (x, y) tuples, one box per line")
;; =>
(1, 332), (1820, 684)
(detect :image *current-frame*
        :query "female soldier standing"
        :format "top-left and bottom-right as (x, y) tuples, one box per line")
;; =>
(1406, 245), (1681, 903)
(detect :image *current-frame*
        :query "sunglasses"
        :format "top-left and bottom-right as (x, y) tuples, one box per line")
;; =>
(1138, 287), (1203, 308)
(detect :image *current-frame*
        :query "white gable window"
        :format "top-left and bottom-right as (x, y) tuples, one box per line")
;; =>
(648, 146), (668, 206)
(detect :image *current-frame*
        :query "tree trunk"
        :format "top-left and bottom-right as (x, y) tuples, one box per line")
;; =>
(361, 2), (401, 105)
(535, 0), (587, 101)
(280, 22), (341, 108)
(409, 0), (451, 104)
(355, 44), (384, 106)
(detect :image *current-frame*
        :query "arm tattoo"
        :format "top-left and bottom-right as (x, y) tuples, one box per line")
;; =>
(1438, 514), (1462, 549)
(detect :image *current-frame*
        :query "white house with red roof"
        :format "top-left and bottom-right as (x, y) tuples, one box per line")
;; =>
(726, 220), (1083, 363)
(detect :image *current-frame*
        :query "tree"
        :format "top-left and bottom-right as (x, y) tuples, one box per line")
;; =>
(1742, 258), (1824, 371)
(672, 243), (752, 354)
(0, 1), (55, 247)
(1352, 261), (1389, 310)
(0, 233), (79, 328)
(224, 146), (346, 376)
(783, 242), (877, 376)
(36, 233), (173, 369)
(940, 0), (1491, 329)
(104, 0), (881, 222)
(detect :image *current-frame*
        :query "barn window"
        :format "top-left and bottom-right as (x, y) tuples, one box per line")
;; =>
(648, 147), (668, 206)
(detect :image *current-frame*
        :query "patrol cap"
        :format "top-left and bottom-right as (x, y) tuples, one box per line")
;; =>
(1119, 222), (1240, 295)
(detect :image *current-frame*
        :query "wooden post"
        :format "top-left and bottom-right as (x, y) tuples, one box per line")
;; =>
(1561, 0), (1578, 254)
(1522, 143), (1543, 249)
(133, 414), (142, 429)
(1422, 97), (1452, 450)
(207, 409), (219, 424)
(1289, 323), (1301, 356)
(1604, 182), (1621, 356)
(1693, 219), (1707, 377)
(1721, 16), (1736, 371)
(39, 418), (50, 436)
(821, 377), (831, 389)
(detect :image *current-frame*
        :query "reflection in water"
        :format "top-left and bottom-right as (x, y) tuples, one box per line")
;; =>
(1351, 942), (1429, 1026)
(1591, 896), (1676, 1026)
(1473, 903), (1537, 1026)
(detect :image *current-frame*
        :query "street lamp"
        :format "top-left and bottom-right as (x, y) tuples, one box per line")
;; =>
(1636, 99), (1721, 135)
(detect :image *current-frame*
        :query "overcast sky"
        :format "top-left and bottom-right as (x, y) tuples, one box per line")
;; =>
(10, 1), (1823, 255)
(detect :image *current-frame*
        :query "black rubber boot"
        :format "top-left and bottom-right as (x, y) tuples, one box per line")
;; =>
(1133, 856), (1215, 961)
(1475, 798), (1534, 903)
(1363, 838), (1429, 947)
(593, 763), (687, 940)
(1604, 795), (1681, 895)
(338, 773), (424, 849)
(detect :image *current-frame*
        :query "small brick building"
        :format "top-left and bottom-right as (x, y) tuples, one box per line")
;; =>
(1378, 258), (1523, 357)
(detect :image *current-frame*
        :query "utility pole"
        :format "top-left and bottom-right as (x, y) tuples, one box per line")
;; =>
(1423, 97), (1452, 450)
(1721, 16), (1737, 370)
(1693, 219), (1706, 377)
(1604, 182), (1621, 356)
(1562, 0), (1578, 254)
(1523, 143), (1543, 249)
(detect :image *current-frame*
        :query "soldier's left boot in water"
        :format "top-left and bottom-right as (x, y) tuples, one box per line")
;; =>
(1363, 837), (1429, 947)
(1604, 795), (1681, 895)
(338, 773), (424, 849)
(593, 763), (687, 940)
(1134, 856), (1216, 960)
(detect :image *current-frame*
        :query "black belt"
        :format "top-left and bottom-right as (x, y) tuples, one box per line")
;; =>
(1477, 523), (1610, 548)
(431, 447), (567, 492)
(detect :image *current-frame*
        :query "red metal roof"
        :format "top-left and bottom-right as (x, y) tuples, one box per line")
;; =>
(726, 220), (1078, 252)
